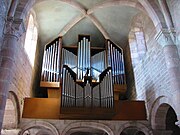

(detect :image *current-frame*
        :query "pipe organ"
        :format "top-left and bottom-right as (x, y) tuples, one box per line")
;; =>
(40, 35), (126, 111)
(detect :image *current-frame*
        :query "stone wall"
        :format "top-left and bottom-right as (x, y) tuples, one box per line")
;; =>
(9, 35), (33, 114)
(124, 11), (173, 120)
(133, 40), (170, 118)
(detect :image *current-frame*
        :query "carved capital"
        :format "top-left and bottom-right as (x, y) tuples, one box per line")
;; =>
(155, 29), (176, 47)
(175, 121), (180, 128)
(4, 17), (25, 39)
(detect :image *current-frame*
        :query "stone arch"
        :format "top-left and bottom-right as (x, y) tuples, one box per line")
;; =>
(61, 121), (114, 135)
(8, 91), (21, 125)
(19, 121), (59, 135)
(150, 96), (177, 130)
(118, 122), (152, 135)
(2, 91), (20, 129)
(137, 0), (166, 31)
(36, 129), (54, 135)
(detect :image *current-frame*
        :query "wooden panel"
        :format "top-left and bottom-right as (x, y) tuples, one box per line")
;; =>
(22, 98), (60, 119)
(40, 81), (60, 88)
(60, 101), (146, 120)
(22, 98), (146, 120)
(60, 108), (114, 120)
(48, 89), (60, 98)
(112, 100), (146, 120)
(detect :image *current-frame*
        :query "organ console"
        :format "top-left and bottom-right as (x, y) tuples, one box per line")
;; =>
(40, 35), (126, 114)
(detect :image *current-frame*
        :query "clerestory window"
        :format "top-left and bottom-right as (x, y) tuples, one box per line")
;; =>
(24, 14), (38, 67)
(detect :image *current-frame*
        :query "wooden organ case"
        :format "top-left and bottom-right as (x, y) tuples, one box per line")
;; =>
(40, 35), (127, 119)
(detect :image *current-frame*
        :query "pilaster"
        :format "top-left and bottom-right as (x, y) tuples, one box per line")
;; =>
(155, 29), (180, 122)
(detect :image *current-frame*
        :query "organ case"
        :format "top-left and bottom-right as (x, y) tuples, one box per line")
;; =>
(40, 35), (126, 115)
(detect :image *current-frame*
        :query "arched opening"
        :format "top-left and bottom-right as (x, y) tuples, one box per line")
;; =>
(20, 126), (58, 135)
(166, 106), (180, 135)
(2, 99), (16, 129)
(19, 121), (59, 135)
(61, 122), (114, 135)
(21, 127), (54, 135)
(154, 103), (180, 134)
(66, 127), (108, 135)
(128, 13), (152, 68)
(1, 92), (20, 134)
(120, 127), (146, 135)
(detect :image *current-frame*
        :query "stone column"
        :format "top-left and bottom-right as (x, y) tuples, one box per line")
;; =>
(0, 17), (24, 130)
(156, 29), (180, 124)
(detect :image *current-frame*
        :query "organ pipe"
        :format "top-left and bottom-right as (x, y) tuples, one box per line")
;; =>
(77, 36), (90, 80)
(41, 37), (62, 82)
(107, 40), (126, 85)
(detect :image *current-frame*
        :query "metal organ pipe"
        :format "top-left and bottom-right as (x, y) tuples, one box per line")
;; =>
(62, 65), (76, 108)
(77, 37), (90, 80)
(41, 37), (62, 82)
(107, 40), (126, 85)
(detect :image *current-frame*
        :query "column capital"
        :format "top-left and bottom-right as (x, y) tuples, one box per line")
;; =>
(155, 28), (176, 47)
(4, 17), (25, 39)
(175, 121), (180, 128)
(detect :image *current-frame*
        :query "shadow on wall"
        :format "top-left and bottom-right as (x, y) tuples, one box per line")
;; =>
(145, 80), (156, 119)
(124, 44), (136, 100)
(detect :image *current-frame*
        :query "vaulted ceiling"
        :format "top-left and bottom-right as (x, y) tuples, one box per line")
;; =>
(33, 0), (144, 48)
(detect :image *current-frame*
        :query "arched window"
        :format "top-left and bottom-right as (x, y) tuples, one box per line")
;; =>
(24, 14), (38, 67)
(129, 27), (147, 67)
(134, 28), (147, 60)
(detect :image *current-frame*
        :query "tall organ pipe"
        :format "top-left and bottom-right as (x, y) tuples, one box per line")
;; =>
(107, 40), (126, 85)
(41, 37), (62, 82)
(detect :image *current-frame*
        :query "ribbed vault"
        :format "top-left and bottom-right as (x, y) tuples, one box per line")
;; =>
(31, 0), (145, 47)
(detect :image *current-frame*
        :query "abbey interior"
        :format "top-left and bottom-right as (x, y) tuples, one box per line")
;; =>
(0, 0), (180, 135)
